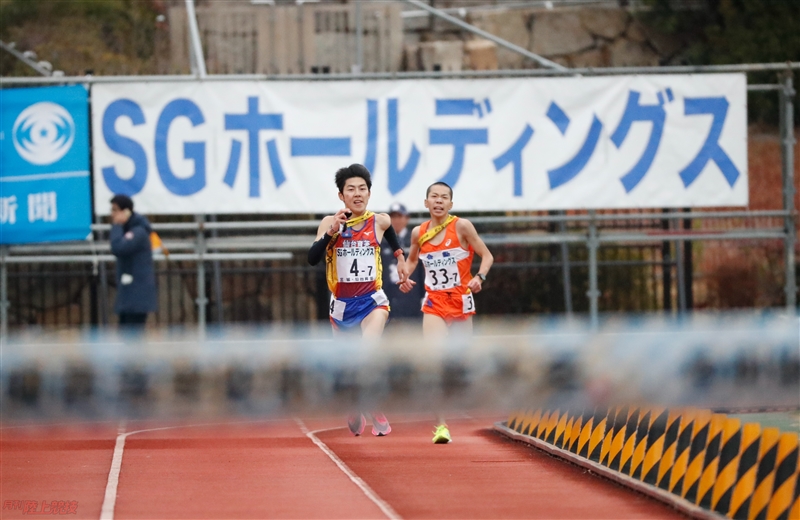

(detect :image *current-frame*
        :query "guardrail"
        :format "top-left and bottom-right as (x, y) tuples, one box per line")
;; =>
(0, 62), (796, 335)
(1, 207), (795, 339)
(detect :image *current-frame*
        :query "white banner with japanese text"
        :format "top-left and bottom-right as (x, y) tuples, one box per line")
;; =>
(91, 75), (747, 215)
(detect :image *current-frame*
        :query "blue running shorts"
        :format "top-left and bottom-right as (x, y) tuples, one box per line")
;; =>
(329, 290), (390, 330)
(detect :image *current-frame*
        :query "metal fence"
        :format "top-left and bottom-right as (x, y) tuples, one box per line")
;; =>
(3, 221), (673, 329)
(0, 61), (797, 338)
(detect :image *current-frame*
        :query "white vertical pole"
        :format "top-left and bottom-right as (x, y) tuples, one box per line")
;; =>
(185, 0), (207, 78)
(354, 0), (363, 73)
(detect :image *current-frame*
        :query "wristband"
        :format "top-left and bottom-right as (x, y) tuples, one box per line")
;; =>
(394, 249), (404, 258)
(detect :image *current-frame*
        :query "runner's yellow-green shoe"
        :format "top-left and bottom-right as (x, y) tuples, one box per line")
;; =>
(432, 424), (451, 444)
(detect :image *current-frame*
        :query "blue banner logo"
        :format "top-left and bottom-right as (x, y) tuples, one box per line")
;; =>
(12, 101), (76, 165)
(1, 85), (91, 244)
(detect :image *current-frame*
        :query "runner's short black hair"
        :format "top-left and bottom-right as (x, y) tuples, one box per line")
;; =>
(335, 164), (372, 193)
(426, 181), (453, 199)
(110, 194), (134, 211)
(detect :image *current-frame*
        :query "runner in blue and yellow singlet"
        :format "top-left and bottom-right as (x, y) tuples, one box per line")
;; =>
(307, 163), (409, 437)
(325, 210), (386, 318)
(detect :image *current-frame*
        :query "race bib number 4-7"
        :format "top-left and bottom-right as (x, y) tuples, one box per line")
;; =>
(336, 246), (377, 283)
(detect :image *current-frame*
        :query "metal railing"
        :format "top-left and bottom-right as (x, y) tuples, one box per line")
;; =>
(3, 62), (798, 85)
(0, 207), (794, 335)
(0, 62), (797, 337)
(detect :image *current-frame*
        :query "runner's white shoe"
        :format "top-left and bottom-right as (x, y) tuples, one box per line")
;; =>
(371, 412), (391, 436)
(348, 413), (366, 436)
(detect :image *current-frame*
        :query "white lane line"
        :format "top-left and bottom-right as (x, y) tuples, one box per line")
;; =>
(295, 418), (401, 520)
(98, 418), (284, 520)
(101, 423), (198, 520)
(99, 424), (127, 520)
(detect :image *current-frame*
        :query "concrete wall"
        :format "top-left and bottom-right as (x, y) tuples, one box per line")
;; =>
(404, 5), (687, 72)
(169, 2), (403, 75)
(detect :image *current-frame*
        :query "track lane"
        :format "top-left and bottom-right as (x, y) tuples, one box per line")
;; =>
(2, 415), (688, 519)
(317, 415), (686, 519)
(111, 418), (389, 519)
(0, 423), (120, 519)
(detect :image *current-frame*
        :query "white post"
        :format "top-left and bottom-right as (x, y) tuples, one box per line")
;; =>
(185, 0), (207, 78)
(354, 0), (364, 74)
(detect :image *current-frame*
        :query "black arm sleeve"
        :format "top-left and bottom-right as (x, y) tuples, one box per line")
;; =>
(308, 233), (333, 265)
(383, 226), (402, 254)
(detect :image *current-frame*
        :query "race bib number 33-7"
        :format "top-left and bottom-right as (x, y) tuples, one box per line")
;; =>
(336, 246), (377, 282)
(422, 249), (468, 290)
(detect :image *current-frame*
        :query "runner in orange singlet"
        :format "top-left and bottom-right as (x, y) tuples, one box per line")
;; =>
(416, 217), (475, 322)
(399, 181), (493, 443)
(401, 182), (493, 333)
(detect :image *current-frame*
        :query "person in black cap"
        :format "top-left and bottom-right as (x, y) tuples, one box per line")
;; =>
(380, 202), (424, 321)
(109, 194), (157, 331)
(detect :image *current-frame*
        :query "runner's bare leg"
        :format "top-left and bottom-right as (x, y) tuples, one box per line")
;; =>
(361, 308), (389, 338)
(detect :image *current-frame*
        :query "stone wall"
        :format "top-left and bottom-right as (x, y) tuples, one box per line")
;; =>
(169, 3), (687, 74)
(405, 6), (687, 72)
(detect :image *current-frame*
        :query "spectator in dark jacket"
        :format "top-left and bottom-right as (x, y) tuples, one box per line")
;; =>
(381, 202), (424, 320)
(109, 194), (157, 329)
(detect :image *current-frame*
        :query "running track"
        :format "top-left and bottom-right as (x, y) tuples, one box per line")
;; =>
(1, 414), (685, 519)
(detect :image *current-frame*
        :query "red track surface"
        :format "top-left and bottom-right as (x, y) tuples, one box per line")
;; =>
(1, 415), (685, 519)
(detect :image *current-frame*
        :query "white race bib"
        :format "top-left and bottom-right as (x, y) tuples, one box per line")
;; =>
(336, 246), (377, 283)
(462, 293), (475, 314)
(421, 248), (468, 291)
(329, 295), (346, 320)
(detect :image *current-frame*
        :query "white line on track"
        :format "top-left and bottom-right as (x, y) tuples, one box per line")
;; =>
(98, 418), (283, 520)
(100, 424), (128, 520)
(295, 418), (402, 520)
(95, 414), (491, 520)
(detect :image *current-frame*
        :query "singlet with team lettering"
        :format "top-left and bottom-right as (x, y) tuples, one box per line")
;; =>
(418, 217), (473, 295)
(325, 215), (383, 298)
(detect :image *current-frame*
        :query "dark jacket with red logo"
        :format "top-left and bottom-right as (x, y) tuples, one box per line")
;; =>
(110, 212), (157, 314)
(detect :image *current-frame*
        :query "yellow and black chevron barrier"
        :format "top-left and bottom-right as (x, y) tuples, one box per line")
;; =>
(501, 407), (799, 520)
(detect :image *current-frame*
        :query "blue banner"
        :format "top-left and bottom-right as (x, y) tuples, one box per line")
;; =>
(0, 85), (91, 244)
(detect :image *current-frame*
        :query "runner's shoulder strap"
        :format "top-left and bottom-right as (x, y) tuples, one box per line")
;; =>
(329, 211), (375, 242)
(418, 215), (456, 246)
